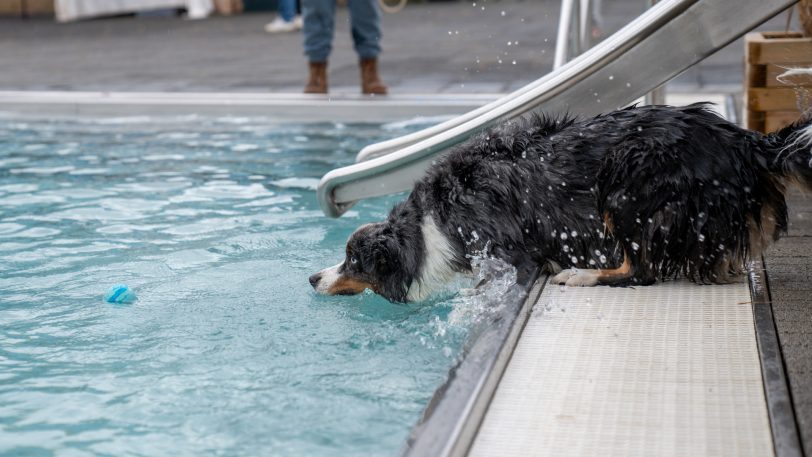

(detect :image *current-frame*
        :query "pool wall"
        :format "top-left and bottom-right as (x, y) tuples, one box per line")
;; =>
(0, 91), (497, 123)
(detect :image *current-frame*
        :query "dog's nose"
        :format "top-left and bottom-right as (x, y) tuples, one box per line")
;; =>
(309, 273), (322, 289)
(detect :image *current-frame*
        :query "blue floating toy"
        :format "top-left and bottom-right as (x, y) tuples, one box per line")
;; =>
(104, 284), (137, 304)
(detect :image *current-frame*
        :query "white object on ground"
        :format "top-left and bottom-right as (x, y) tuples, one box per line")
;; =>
(55, 0), (213, 22)
(264, 15), (303, 34)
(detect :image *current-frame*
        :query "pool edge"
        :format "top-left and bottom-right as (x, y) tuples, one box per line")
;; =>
(399, 267), (544, 457)
(0, 91), (499, 123)
(749, 258), (804, 457)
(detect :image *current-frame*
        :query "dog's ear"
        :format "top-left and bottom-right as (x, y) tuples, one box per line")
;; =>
(371, 238), (396, 274)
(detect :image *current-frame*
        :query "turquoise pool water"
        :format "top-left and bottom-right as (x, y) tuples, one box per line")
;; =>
(0, 115), (504, 456)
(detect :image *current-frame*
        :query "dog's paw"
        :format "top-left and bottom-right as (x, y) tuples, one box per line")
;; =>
(551, 268), (599, 287)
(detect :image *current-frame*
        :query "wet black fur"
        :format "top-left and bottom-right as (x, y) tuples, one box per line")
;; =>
(333, 104), (812, 301)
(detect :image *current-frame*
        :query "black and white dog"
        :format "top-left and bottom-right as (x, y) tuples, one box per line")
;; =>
(310, 104), (812, 303)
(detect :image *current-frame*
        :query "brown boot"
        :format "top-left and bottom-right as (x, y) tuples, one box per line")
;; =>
(304, 61), (328, 94)
(359, 58), (388, 95)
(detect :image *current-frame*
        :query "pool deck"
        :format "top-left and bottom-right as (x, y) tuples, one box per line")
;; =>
(2, 0), (812, 454)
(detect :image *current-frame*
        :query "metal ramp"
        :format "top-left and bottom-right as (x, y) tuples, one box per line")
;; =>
(316, 0), (798, 217)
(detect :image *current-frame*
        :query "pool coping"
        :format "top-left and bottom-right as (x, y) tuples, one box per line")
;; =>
(0, 91), (499, 123)
(749, 258), (804, 457)
(399, 266), (544, 457)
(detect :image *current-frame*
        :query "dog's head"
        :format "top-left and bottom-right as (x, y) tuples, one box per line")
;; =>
(309, 222), (418, 303)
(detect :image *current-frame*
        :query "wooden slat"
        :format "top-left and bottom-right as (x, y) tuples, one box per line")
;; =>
(746, 32), (812, 65)
(24, 0), (54, 14)
(747, 64), (767, 88)
(0, 0), (23, 15)
(766, 111), (802, 132)
(747, 110), (766, 132)
(748, 87), (807, 111)
(766, 64), (812, 87)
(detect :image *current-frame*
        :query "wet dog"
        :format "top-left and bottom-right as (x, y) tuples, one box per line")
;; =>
(310, 104), (812, 302)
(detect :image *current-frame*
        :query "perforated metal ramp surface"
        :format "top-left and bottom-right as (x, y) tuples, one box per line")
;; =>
(468, 280), (773, 457)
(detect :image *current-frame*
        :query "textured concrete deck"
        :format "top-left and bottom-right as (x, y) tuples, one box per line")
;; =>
(471, 281), (772, 457)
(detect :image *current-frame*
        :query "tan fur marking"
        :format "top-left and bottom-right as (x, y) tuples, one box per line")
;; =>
(603, 211), (615, 233)
(327, 277), (374, 295)
(748, 202), (780, 258)
(597, 253), (632, 280)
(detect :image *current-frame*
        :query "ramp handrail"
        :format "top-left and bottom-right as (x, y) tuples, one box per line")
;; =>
(318, 0), (796, 217)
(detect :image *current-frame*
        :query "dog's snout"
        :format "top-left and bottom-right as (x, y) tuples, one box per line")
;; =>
(309, 272), (322, 289)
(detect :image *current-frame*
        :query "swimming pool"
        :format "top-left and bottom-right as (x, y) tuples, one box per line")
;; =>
(0, 115), (518, 456)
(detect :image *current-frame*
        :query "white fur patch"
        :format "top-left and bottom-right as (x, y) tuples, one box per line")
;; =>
(551, 268), (600, 287)
(776, 67), (812, 162)
(314, 262), (342, 294)
(407, 215), (457, 302)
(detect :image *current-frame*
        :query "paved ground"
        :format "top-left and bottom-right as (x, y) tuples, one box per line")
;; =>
(766, 192), (812, 455)
(0, 0), (790, 94)
(1, 0), (811, 452)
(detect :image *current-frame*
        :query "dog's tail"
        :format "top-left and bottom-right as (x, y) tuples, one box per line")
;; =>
(766, 112), (812, 190)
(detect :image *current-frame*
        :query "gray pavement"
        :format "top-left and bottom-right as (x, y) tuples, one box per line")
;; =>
(1, 0), (811, 452)
(766, 192), (812, 456)
(0, 0), (791, 94)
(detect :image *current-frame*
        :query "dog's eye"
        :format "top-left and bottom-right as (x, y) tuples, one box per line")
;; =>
(349, 255), (359, 265)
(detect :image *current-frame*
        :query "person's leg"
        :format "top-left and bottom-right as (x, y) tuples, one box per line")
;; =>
(348, 0), (387, 94)
(277, 0), (296, 22)
(347, 0), (381, 59)
(301, 0), (335, 93)
(265, 0), (301, 33)
(302, 0), (335, 63)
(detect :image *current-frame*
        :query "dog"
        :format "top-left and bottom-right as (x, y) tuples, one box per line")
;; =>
(310, 103), (812, 303)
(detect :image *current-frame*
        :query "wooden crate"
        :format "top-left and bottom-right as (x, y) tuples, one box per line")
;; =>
(745, 31), (812, 132)
(0, 0), (53, 16)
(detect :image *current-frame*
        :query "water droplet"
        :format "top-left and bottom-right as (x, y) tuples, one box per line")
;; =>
(609, 75), (614, 80)
(560, 232), (568, 240)
(570, 230), (577, 237)
(631, 242), (640, 251)
(698, 234), (706, 242)
(501, 10), (506, 16)
(599, 255), (607, 263)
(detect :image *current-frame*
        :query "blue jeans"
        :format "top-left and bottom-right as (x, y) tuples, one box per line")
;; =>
(302, 0), (382, 62)
(278, 0), (296, 22)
